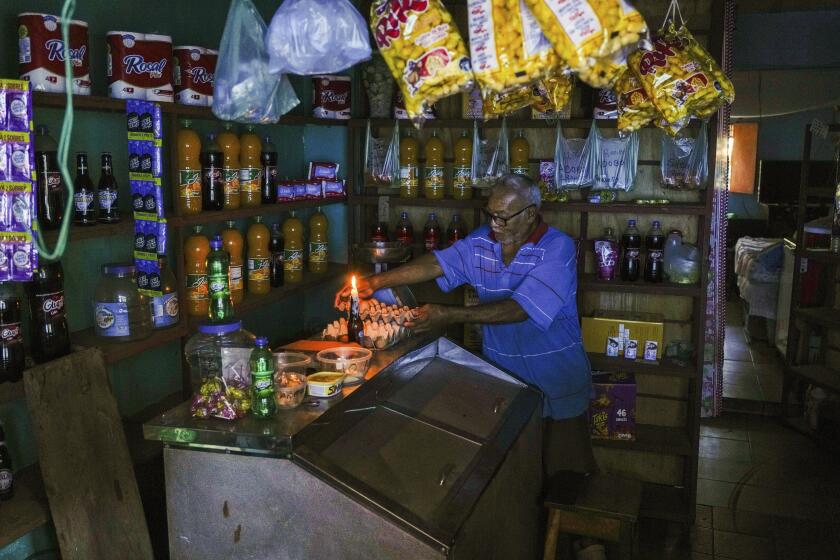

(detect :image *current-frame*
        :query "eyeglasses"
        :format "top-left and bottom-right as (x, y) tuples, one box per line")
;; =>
(481, 204), (535, 227)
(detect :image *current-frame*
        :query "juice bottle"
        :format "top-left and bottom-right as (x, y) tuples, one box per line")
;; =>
(177, 120), (202, 215)
(447, 214), (465, 246)
(309, 208), (329, 274)
(201, 134), (224, 211)
(240, 125), (262, 208)
(371, 222), (388, 242)
(424, 213), (441, 252)
(452, 130), (472, 200)
(261, 136), (277, 205)
(399, 128), (419, 198)
(395, 211), (414, 246)
(423, 130), (445, 199)
(218, 123), (241, 210)
(221, 221), (245, 304)
(185, 226), (210, 317)
(283, 212), (304, 284)
(247, 217), (271, 295)
(510, 130), (530, 176)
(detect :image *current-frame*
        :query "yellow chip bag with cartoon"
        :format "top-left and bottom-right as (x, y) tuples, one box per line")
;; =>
(615, 68), (657, 132)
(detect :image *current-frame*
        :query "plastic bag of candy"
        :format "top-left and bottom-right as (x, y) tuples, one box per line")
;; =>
(554, 122), (594, 190)
(190, 376), (252, 420)
(471, 119), (510, 189)
(371, 0), (473, 123)
(363, 120), (400, 186)
(661, 121), (708, 190)
(592, 125), (638, 191)
(615, 68), (657, 132)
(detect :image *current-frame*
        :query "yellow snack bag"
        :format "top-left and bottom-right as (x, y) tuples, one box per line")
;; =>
(467, 0), (562, 93)
(676, 26), (735, 105)
(615, 69), (657, 133)
(484, 84), (534, 117)
(607, 0), (648, 52)
(371, 0), (473, 122)
(530, 73), (573, 114)
(577, 48), (627, 89)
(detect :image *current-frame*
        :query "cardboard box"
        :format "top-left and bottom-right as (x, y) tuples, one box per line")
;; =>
(588, 372), (636, 441)
(581, 311), (664, 360)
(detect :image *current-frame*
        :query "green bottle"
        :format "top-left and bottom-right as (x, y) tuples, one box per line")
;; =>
(207, 235), (233, 322)
(250, 336), (276, 418)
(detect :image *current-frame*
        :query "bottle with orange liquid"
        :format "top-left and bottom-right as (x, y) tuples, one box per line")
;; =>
(177, 120), (202, 215)
(221, 221), (245, 304)
(399, 128), (419, 198)
(283, 212), (304, 284)
(247, 216), (271, 295)
(240, 126), (262, 208)
(218, 123), (241, 210)
(510, 130), (530, 176)
(423, 130), (445, 199)
(185, 226), (210, 316)
(452, 129), (472, 200)
(309, 208), (329, 274)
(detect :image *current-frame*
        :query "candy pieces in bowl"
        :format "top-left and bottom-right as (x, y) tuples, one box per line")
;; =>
(316, 346), (373, 385)
(273, 352), (311, 409)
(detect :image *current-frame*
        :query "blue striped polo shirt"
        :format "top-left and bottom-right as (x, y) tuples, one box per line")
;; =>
(434, 222), (592, 419)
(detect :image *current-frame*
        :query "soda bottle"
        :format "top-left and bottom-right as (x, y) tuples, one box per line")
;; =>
(261, 136), (277, 205)
(371, 222), (388, 242)
(424, 213), (442, 252)
(150, 257), (179, 330)
(250, 336), (276, 418)
(644, 220), (665, 283)
(283, 212), (304, 284)
(207, 235), (233, 322)
(348, 292), (364, 343)
(309, 208), (329, 274)
(447, 214), (465, 246)
(452, 130), (472, 200)
(399, 128), (419, 198)
(34, 125), (65, 230)
(218, 123), (241, 210)
(201, 133), (224, 211)
(97, 152), (120, 223)
(239, 126), (262, 208)
(247, 217), (271, 294)
(177, 120), (202, 215)
(25, 261), (70, 363)
(269, 223), (284, 288)
(594, 227), (619, 280)
(395, 211), (414, 246)
(73, 152), (96, 226)
(0, 283), (24, 383)
(221, 221), (245, 304)
(423, 130), (445, 199)
(0, 424), (13, 501)
(620, 219), (642, 281)
(185, 226), (210, 317)
(510, 130), (530, 176)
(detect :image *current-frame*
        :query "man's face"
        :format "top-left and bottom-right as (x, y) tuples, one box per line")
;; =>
(486, 189), (537, 246)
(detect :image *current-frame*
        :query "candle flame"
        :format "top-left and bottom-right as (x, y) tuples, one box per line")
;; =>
(351, 275), (357, 291)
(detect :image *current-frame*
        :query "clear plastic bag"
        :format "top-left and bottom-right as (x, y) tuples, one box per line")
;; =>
(212, 0), (300, 124)
(471, 119), (510, 189)
(363, 120), (400, 187)
(267, 0), (371, 75)
(592, 124), (639, 191)
(661, 121), (708, 190)
(554, 122), (594, 190)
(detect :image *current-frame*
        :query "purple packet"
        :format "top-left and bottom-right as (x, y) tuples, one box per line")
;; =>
(145, 257), (162, 294)
(152, 104), (163, 140)
(157, 219), (167, 256)
(11, 190), (32, 231)
(0, 243), (10, 281)
(0, 141), (8, 182)
(143, 219), (158, 253)
(305, 181), (322, 200)
(139, 142), (153, 176)
(0, 93), (6, 131)
(134, 220), (146, 252)
(10, 143), (31, 182)
(277, 180), (294, 202)
(292, 180), (306, 201)
(152, 144), (162, 178)
(11, 238), (35, 281)
(7, 91), (31, 133)
(130, 179), (144, 214)
(135, 259), (150, 291)
(323, 180), (345, 199)
(141, 181), (160, 216)
(128, 140), (142, 174)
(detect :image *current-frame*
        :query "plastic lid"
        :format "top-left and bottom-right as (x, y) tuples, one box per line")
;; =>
(198, 320), (242, 335)
(400, 211), (408, 218)
(210, 235), (222, 250)
(102, 262), (135, 275)
(628, 219), (636, 226)
(255, 336), (269, 347)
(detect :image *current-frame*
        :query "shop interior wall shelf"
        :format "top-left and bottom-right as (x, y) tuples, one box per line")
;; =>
(577, 274), (703, 297)
(587, 354), (697, 378)
(171, 198), (345, 228)
(38, 221), (135, 245)
(0, 464), (50, 550)
(72, 323), (188, 365)
(591, 424), (694, 456)
(349, 118), (704, 131)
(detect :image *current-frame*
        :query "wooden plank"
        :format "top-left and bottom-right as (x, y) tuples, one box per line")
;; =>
(578, 274), (702, 297)
(171, 197), (345, 228)
(0, 464), (50, 549)
(24, 348), (153, 560)
(72, 323), (186, 365)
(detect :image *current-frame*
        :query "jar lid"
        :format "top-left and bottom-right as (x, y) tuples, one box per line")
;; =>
(198, 320), (242, 334)
(102, 262), (135, 275)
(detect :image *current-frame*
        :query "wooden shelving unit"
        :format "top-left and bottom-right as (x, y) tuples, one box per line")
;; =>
(588, 354), (697, 378)
(577, 274), (703, 297)
(0, 464), (50, 549)
(591, 424), (694, 456)
(349, 118), (704, 131)
(174, 198), (344, 227)
(71, 325), (188, 365)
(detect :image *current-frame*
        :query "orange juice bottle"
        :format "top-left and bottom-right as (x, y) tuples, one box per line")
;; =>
(177, 120), (202, 215)
(246, 216), (271, 295)
(399, 128), (419, 198)
(452, 129), (472, 200)
(240, 126), (262, 208)
(218, 123), (241, 210)
(308, 208), (329, 274)
(510, 130), (530, 176)
(283, 211), (304, 284)
(221, 220), (245, 304)
(185, 226), (210, 316)
(423, 130), (445, 199)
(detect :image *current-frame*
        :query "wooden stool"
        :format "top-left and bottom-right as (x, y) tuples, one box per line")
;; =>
(543, 471), (642, 560)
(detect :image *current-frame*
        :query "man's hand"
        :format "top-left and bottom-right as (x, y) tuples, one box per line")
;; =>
(404, 304), (453, 334)
(333, 275), (377, 309)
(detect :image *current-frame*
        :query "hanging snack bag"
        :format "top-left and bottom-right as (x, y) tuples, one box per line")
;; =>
(607, 0), (648, 53)
(371, 0), (473, 122)
(592, 125), (638, 191)
(615, 69), (657, 132)
(593, 88), (617, 119)
(530, 73), (573, 115)
(471, 119), (509, 189)
(363, 120), (400, 187)
(554, 121), (594, 190)
(661, 121), (708, 190)
(483, 84), (533, 118)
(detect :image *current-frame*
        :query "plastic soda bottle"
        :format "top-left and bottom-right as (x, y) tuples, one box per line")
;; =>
(221, 221), (245, 304)
(207, 235), (233, 322)
(399, 128), (419, 198)
(34, 125), (65, 230)
(250, 337), (276, 419)
(269, 224), (284, 288)
(452, 130), (472, 200)
(201, 133), (224, 211)
(644, 220), (665, 283)
(247, 217), (271, 295)
(510, 130), (530, 176)
(283, 212), (304, 284)
(261, 136), (277, 204)
(185, 226), (210, 317)
(217, 123), (241, 210)
(620, 220), (642, 282)
(239, 126), (262, 208)
(594, 227), (619, 280)
(447, 214), (465, 246)
(395, 211), (414, 246)
(309, 207), (329, 274)
(177, 120), (202, 215)
(423, 130), (445, 199)
(424, 213), (442, 252)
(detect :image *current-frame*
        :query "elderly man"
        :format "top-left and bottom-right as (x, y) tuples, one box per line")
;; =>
(337, 174), (595, 476)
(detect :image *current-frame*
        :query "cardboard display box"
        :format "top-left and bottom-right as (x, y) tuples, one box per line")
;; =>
(588, 372), (637, 441)
(581, 311), (665, 361)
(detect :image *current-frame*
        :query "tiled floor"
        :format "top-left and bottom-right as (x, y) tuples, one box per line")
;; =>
(723, 303), (783, 404)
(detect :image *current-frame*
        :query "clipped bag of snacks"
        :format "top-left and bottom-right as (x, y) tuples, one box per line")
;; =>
(531, 72), (574, 115)
(370, 0), (473, 123)
(615, 68), (657, 132)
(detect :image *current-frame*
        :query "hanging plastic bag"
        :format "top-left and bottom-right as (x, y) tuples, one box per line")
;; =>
(267, 0), (371, 75)
(592, 125), (639, 191)
(363, 120), (400, 187)
(554, 122), (594, 190)
(472, 119), (509, 189)
(371, 0), (473, 123)
(616, 68), (657, 133)
(213, 0), (300, 124)
(661, 121), (708, 190)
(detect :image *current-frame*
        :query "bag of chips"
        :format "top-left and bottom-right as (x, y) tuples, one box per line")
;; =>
(363, 120), (400, 187)
(661, 121), (708, 190)
(554, 121), (594, 190)
(615, 69), (657, 132)
(484, 84), (533, 118)
(530, 72), (574, 114)
(577, 46), (629, 89)
(592, 125), (639, 191)
(370, 0), (473, 122)
(471, 119), (510, 189)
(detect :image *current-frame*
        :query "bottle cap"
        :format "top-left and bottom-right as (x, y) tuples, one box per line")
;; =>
(210, 235), (222, 250)
(401, 211), (408, 218)
(628, 219), (636, 226)
(429, 213), (436, 219)
(181, 119), (192, 128)
(225, 221), (236, 228)
(255, 336), (269, 347)
(652, 220), (661, 227)
(198, 320), (242, 335)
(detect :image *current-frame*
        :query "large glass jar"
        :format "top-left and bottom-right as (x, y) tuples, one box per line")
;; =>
(184, 320), (255, 391)
(93, 263), (151, 341)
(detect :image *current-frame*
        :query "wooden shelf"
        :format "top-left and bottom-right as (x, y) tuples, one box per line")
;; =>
(37, 220), (134, 245)
(588, 353), (696, 378)
(349, 118), (704, 131)
(793, 306), (840, 329)
(72, 324), (188, 365)
(578, 274), (702, 297)
(0, 464), (51, 549)
(785, 364), (840, 393)
(592, 424), (694, 456)
(352, 194), (484, 209)
(796, 249), (840, 264)
(172, 198), (345, 228)
(640, 483), (691, 523)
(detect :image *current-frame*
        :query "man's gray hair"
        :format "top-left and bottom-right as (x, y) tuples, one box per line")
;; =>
(493, 174), (542, 209)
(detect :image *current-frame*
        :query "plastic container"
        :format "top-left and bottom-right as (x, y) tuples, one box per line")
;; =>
(184, 320), (255, 391)
(94, 263), (151, 341)
(274, 353), (308, 409)
(273, 351), (311, 375)
(307, 372), (345, 398)
(316, 347), (373, 384)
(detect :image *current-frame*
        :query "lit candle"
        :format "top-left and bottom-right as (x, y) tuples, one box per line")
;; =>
(351, 275), (359, 301)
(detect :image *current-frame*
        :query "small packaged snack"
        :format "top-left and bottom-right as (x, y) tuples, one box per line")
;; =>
(323, 180), (346, 199)
(312, 75), (352, 119)
(538, 159), (558, 202)
(308, 161), (338, 181)
(615, 68), (657, 133)
(292, 180), (307, 200)
(606, 336), (621, 357)
(624, 339), (638, 360)
(643, 340), (659, 361)
(277, 179), (295, 202)
(593, 89), (618, 119)
(305, 180), (323, 200)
